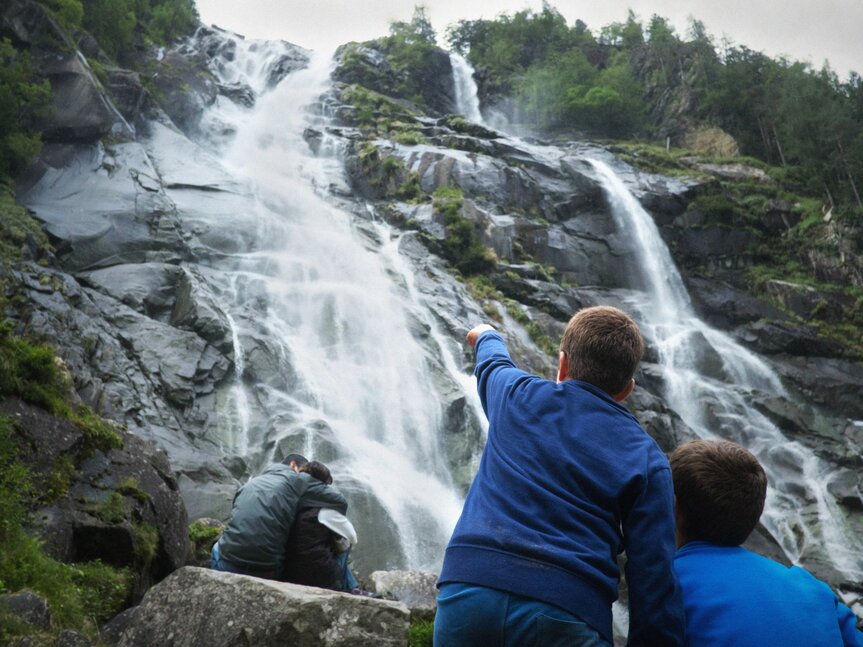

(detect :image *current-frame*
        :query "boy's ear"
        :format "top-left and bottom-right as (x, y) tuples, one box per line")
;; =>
(613, 378), (635, 402)
(557, 352), (569, 383)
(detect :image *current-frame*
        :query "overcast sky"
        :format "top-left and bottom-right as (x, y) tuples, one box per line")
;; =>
(196, 0), (862, 80)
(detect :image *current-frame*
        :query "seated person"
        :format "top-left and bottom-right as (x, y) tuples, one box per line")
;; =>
(211, 453), (346, 579)
(670, 439), (863, 647)
(281, 461), (359, 592)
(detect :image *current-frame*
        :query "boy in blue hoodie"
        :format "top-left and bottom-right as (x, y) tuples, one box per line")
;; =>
(435, 306), (684, 646)
(670, 439), (863, 647)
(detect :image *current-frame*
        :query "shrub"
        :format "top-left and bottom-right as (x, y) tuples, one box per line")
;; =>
(408, 619), (434, 647)
(0, 416), (132, 639)
(0, 39), (52, 179)
(433, 186), (497, 276)
(0, 322), (122, 451)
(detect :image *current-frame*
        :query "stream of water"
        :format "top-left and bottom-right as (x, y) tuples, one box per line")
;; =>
(191, 38), (469, 571)
(590, 159), (863, 580)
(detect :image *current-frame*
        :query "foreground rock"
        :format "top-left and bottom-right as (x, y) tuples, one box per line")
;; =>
(365, 570), (439, 620)
(117, 567), (410, 647)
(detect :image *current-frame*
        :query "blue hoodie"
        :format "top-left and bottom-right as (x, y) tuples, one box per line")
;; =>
(675, 542), (863, 647)
(439, 331), (684, 645)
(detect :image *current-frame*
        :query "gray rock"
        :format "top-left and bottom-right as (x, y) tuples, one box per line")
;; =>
(737, 320), (850, 359)
(0, 591), (51, 630)
(57, 630), (93, 647)
(365, 570), (439, 621)
(827, 469), (863, 511)
(686, 275), (788, 328)
(18, 141), (188, 272)
(104, 67), (147, 129)
(101, 607), (139, 647)
(2, 0), (70, 48)
(38, 52), (132, 143)
(764, 280), (853, 324)
(78, 263), (182, 320)
(117, 567), (410, 647)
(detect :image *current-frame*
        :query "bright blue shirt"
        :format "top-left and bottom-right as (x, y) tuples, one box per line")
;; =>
(674, 542), (863, 647)
(439, 331), (684, 645)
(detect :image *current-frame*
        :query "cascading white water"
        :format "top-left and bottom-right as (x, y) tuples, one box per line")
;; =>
(449, 53), (484, 124)
(184, 39), (469, 570)
(590, 159), (863, 579)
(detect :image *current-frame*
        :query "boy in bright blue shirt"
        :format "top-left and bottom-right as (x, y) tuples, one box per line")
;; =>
(670, 439), (863, 647)
(435, 306), (684, 646)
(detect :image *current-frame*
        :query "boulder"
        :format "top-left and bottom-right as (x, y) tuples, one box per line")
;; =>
(101, 607), (139, 647)
(116, 567), (410, 647)
(0, 592), (51, 630)
(365, 570), (439, 621)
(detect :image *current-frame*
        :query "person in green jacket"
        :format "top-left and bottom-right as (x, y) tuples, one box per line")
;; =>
(211, 453), (347, 579)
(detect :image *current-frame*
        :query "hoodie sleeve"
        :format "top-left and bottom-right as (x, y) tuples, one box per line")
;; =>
(473, 331), (529, 418)
(297, 477), (348, 515)
(837, 598), (863, 647)
(622, 464), (686, 646)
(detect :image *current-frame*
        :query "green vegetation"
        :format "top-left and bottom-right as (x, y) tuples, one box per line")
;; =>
(339, 84), (426, 142)
(504, 300), (559, 356)
(448, 5), (863, 213)
(0, 183), (53, 262)
(464, 276), (558, 356)
(37, 0), (199, 60)
(433, 186), (497, 276)
(0, 416), (133, 642)
(0, 39), (51, 180)
(0, 321), (122, 452)
(380, 7), (441, 110)
(408, 619), (434, 647)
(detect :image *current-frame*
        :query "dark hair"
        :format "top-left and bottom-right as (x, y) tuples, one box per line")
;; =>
(560, 306), (644, 396)
(298, 460), (332, 485)
(282, 453), (308, 467)
(669, 439), (767, 546)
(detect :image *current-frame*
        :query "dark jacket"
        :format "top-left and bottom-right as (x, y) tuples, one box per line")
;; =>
(218, 464), (347, 571)
(438, 331), (685, 645)
(281, 507), (345, 590)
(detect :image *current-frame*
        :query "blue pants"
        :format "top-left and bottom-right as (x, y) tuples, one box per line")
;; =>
(336, 550), (358, 590)
(433, 583), (611, 647)
(211, 542), (358, 590)
(210, 542), (279, 579)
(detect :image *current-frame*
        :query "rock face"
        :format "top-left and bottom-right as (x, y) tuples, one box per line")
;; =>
(116, 567), (410, 647)
(1, 397), (189, 602)
(2, 0), (133, 143)
(334, 40), (455, 116)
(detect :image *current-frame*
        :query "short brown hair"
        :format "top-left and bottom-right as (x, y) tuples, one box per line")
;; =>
(560, 306), (644, 395)
(299, 460), (333, 485)
(669, 440), (767, 546)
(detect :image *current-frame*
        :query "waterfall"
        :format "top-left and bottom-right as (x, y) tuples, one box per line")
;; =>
(589, 159), (863, 580)
(178, 39), (469, 571)
(449, 52), (484, 124)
